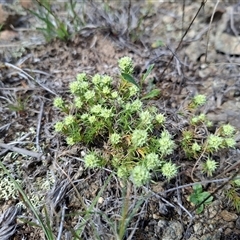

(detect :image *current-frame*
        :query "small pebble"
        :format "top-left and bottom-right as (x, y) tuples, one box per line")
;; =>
(219, 210), (238, 222)
(98, 197), (104, 204)
(235, 216), (240, 230)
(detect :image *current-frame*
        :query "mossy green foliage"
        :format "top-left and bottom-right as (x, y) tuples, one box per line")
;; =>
(54, 57), (178, 186)
(54, 57), (236, 187)
(181, 101), (236, 163)
(181, 121), (236, 161)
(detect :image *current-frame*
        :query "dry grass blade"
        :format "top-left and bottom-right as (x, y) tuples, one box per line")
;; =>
(87, 1), (142, 40)
(0, 206), (21, 240)
(46, 178), (71, 227)
(205, 0), (220, 62)
(47, 179), (70, 210)
(0, 142), (43, 160)
(0, 122), (12, 139)
(74, 173), (113, 240)
(4, 62), (57, 96)
(159, 0), (207, 80)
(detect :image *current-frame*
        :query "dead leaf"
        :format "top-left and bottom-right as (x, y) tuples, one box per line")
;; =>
(19, 0), (33, 10)
(0, 30), (18, 40)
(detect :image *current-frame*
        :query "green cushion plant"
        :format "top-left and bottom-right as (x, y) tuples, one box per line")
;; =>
(54, 56), (236, 187)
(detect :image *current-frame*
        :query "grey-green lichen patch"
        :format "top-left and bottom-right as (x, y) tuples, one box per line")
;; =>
(0, 152), (55, 209)
(0, 174), (22, 201)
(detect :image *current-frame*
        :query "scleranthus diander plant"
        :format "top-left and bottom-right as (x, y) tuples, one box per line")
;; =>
(53, 57), (178, 186)
(54, 57), (236, 187)
(180, 93), (236, 164)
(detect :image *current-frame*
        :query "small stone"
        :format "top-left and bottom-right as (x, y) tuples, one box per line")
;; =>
(152, 213), (160, 220)
(208, 206), (218, 219)
(80, 151), (86, 157)
(193, 222), (203, 235)
(161, 221), (183, 240)
(236, 216), (240, 229)
(98, 197), (104, 204)
(224, 227), (233, 235)
(151, 182), (164, 193)
(219, 210), (238, 222)
(158, 219), (166, 228)
(19, 0), (33, 9)
(200, 231), (222, 240)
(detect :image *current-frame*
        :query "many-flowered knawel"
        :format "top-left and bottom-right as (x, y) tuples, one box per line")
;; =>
(161, 162), (178, 181)
(202, 158), (218, 177)
(118, 56), (134, 74)
(54, 57), (236, 188)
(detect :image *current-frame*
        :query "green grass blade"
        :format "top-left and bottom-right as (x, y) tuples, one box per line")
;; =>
(28, 9), (53, 26)
(74, 172), (113, 239)
(121, 73), (139, 88)
(141, 89), (161, 100)
(118, 193), (146, 240)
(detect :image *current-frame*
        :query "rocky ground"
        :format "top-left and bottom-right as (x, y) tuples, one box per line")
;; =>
(0, 1), (240, 239)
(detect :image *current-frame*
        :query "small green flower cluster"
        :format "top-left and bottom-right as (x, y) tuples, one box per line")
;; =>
(189, 94), (207, 109)
(182, 123), (236, 158)
(118, 56), (134, 74)
(54, 57), (178, 186)
(202, 157), (218, 177)
(54, 72), (118, 145)
(181, 121), (236, 176)
(190, 113), (212, 126)
(206, 124), (236, 151)
(181, 96), (236, 176)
